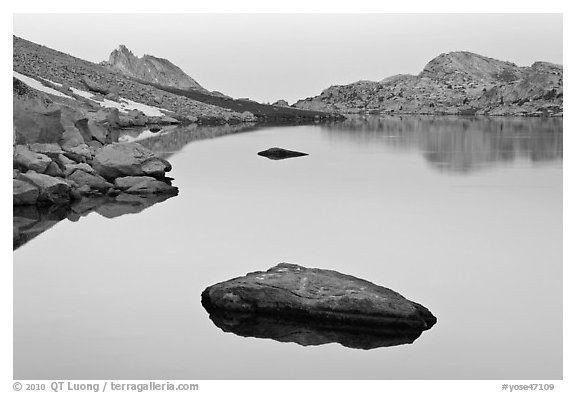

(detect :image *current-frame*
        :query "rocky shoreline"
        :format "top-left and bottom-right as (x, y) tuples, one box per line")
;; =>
(13, 35), (343, 218)
(14, 37), (563, 250)
(12, 67), (184, 251)
(13, 71), (179, 205)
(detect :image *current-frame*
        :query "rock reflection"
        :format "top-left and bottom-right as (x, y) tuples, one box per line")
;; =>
(13, 204), (70, 250)
(322, 116), (562, 173)
(204, 309), (429, 350)
(15, 123), (260, 251)
(13, 193), (176, 250)
(111, 123), (261, 159)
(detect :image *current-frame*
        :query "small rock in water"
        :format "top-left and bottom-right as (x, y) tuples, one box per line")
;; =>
(257, 147), (308, 160)
(202, 263), (436, 348)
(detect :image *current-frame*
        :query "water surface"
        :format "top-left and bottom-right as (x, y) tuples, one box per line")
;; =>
(13, 116), (562, 379)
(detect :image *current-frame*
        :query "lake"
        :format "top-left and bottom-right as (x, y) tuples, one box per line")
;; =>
(13, 116), (563, 380)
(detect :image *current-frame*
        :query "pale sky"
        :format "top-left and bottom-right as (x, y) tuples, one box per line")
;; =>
(13, 14), (562, 104)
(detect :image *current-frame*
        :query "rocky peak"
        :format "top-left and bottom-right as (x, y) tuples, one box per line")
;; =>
(108, 45), (135, 65)
(294, 50), (562, 117)
(530, 61), (563, 74)
(103, 45), (206, 91)
(420, 51), (522, 84)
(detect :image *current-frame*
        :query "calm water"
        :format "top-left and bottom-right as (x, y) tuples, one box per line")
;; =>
(13, 116), (563, 379)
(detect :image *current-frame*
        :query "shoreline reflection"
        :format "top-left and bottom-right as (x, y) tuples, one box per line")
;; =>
(322, 116), (562, 174)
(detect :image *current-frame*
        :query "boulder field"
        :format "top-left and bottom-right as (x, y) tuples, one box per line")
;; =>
(14, 142), (177, 207)
(13, 74), (178, 208)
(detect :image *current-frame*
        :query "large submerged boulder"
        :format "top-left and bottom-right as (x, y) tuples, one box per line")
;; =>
(202, 263), (437, 334)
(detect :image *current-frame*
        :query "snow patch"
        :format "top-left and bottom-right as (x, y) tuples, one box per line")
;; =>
(118, 130), (158, 143)
(68, 87), (166, 117)
(14, 71), (167, 117)
(13, 71), (73, 99)
(118, 125), (178, 144)
(120, 98), (166, 117)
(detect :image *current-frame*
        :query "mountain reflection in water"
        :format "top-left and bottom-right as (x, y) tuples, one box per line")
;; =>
(14, 123), (260, 251)
(112, 122), (261, 159)
(322, 116), (562, 173)
(14, 117), (563, 250)
(14, 117), (562, 379)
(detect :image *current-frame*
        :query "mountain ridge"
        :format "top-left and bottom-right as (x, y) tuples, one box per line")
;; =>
(294, 51), (562, 117)
(13, 35), (339, 124)
(102, 45), (207, 92)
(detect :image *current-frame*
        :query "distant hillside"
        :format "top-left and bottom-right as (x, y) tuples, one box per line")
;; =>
(13, 36), (340, 124)
(294, 51), (563, 117)
(102, 45), (207, 92)
(12, 36), (255, 123)
(100, 43), (342, 122)
(147, 83), (346, 123)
